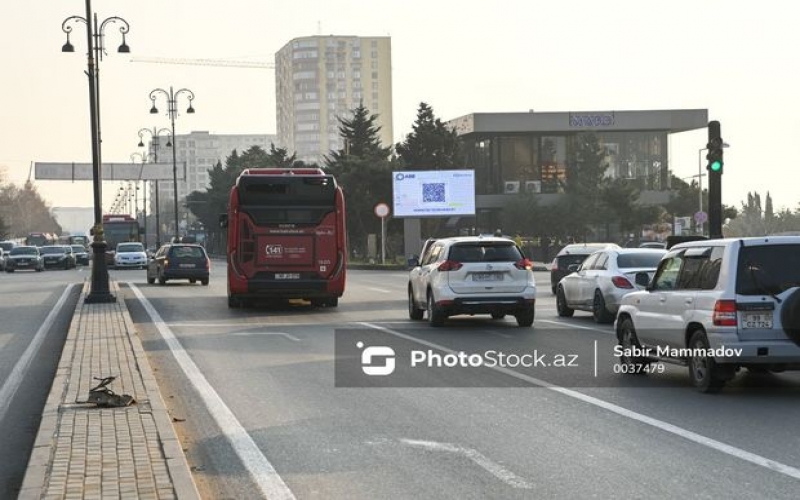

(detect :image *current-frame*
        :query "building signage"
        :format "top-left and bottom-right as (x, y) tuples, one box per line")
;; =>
(569, 113), (615, 128)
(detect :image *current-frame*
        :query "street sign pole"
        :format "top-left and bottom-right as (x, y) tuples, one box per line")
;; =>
(374, 203), (390, 265)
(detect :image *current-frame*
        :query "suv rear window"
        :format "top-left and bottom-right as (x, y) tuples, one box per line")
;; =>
(169, 246), (205, 259)
(736, 244), (800, 295)
(448, 243), (521, 263)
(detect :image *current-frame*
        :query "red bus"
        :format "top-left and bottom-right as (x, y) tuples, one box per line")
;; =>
(221, 168), (347, 308)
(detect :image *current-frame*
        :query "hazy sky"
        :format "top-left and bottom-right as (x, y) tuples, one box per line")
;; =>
(1, 0), (797, 213)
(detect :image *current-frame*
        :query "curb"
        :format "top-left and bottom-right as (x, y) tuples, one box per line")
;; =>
(18, 281), (200, 500)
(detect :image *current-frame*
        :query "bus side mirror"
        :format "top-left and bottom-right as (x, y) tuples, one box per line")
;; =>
(219, 213), (228, 229)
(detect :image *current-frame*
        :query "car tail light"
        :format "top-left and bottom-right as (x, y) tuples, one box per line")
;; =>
(515, 258), (533, 270)
(713, 300), (737, 326)
(437, 260), (463, 271)
(205, 258), (210, 269)
(163, 258), (170, 268)
(611, 276), (634, 289)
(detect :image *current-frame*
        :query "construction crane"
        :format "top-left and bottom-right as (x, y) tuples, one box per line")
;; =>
(130, 56), (274, 69)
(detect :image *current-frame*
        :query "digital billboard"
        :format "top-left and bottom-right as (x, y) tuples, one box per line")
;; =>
(392, 170), (475, 218)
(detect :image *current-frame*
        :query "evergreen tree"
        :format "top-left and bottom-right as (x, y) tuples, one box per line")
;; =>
(325, 103), (395, 257)
(395, 102), (463, 170)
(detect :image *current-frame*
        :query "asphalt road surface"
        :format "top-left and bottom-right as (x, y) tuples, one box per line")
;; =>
(101, 263), (800, 498)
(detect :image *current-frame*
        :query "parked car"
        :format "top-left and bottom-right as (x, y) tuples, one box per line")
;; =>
(0, 248), (5, 271)
(549, 243), (620, 294)
(40, 245), (77, 269)
(615, 236), (800, 393)
(5, 246), (44, 272)
(114, 242), (147, 269)
(71, 245), (90, 265)
(408, 236), (536, 327)
(556, 248), (667, 323)
(147, 243), (210, 285)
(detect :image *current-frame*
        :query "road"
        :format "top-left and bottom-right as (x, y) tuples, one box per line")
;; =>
(119, 261), (800, 500)
(0, 267), (81, 498)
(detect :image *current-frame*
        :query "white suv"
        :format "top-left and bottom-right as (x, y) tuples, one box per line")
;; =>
(408, 236), (536, 327)
(615, 236), (800, 392)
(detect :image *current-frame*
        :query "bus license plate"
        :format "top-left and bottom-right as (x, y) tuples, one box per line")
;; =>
(275, 273), (300, 280)
(742, 312), (772, 329)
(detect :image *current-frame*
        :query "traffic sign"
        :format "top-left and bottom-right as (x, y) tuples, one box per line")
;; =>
(374, 203), (390, 218)
(694, 211), (708, 224)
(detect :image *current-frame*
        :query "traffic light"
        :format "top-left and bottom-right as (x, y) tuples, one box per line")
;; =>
(706, 121), (724, 238)
(706, 121), (724, 174)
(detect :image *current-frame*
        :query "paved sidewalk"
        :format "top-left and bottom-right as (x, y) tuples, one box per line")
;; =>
(19, 281), (199, 500)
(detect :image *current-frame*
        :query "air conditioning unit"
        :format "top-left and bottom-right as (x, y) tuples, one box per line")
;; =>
(525, 181), (541, 194)
(504, 181), (520, 194)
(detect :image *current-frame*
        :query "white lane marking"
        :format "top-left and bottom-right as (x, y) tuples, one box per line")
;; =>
(0, 284), (76, 424)
(364, 286), (391, 294)
(400, 438), (533, 489)
(128, 283), (296, 500)
(230, 332), (301, 342)
(537, 319), (615, 335)
(169, 322), (302, 328)
(359, 322), (800, 481)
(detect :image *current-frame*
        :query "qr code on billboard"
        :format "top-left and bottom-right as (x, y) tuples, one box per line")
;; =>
(422, 183), (445, 203)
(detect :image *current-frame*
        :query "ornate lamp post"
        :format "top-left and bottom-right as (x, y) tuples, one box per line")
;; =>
(148, 87), (195, 241)
(137, 127), (171, 246)
(61, 0), (130, 303)
(131, 151), (154, 249)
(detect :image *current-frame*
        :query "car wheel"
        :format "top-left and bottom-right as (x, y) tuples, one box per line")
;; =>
(201, 278), (209, 286)
(408, 287), (424, 320)
(158, 271), (166, 285)
(556, 286), (574, 317)
(688, 329), (731, 393)
(592, 290), (615, 324)
(189, 279), (196, 284)
(515, 307), (534, 327)
(617, 317), (649, 373)
(491, 312), (506, 320)
(147, 276), (155, 284)
(427, 291), (445, 327)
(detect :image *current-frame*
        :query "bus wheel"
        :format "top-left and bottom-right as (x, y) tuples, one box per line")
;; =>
(325, 297), (339, 307)
(228, 296), (241, 308)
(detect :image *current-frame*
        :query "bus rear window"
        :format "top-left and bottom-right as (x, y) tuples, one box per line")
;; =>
(239, 177), (336, 207)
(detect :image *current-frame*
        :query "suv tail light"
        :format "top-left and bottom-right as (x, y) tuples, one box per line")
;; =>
(713, 300), (737, 326)
(515, 258), (533, 270)
(611, 276), (634, 288)
(205, 258), (211, 270)
(551, 258), (558, 270)
(437, 260), (463, 271)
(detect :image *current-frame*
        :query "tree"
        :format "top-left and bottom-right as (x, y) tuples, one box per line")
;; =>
(0, 181), (62, 237)
(395, 102), (463, 170)
(325, 103), (395, 258)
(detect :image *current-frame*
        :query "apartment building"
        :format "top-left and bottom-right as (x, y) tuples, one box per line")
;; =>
(275, 35), (393, 166)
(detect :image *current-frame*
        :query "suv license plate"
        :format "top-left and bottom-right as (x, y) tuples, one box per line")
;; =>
(473, 272), (502, 282)
(276, 273), (300, 280)
(742, 312), (773, 329)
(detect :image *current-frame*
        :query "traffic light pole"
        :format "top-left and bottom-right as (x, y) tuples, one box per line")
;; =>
(706, 121), (724, 239)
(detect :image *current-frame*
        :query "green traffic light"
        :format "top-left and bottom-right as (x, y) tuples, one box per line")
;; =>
(710, 160), (723, 172)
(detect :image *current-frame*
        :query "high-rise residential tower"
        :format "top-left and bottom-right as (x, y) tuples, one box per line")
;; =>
(275, 35), (393, 166)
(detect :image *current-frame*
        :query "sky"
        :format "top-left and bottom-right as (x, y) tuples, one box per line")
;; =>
(1, 0), (798, 214)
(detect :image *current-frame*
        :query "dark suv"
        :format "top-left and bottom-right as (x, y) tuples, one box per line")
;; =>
(147, 243), (210, 285)
(550, 243), (619, 294)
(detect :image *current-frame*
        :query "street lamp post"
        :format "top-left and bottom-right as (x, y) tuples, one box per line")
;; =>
(131, 151), (153, 249)
(138, 127), (171, 247)
(61, 0), (130, 304)
(148, 87), (195, 242)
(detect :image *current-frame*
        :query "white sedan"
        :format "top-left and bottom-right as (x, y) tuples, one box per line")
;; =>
(556, 248), (666, 323)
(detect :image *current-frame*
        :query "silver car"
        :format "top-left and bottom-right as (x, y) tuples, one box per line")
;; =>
(556, 248), (666, 323)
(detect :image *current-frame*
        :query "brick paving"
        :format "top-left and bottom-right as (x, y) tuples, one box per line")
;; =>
(19, 282), (198, 500)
